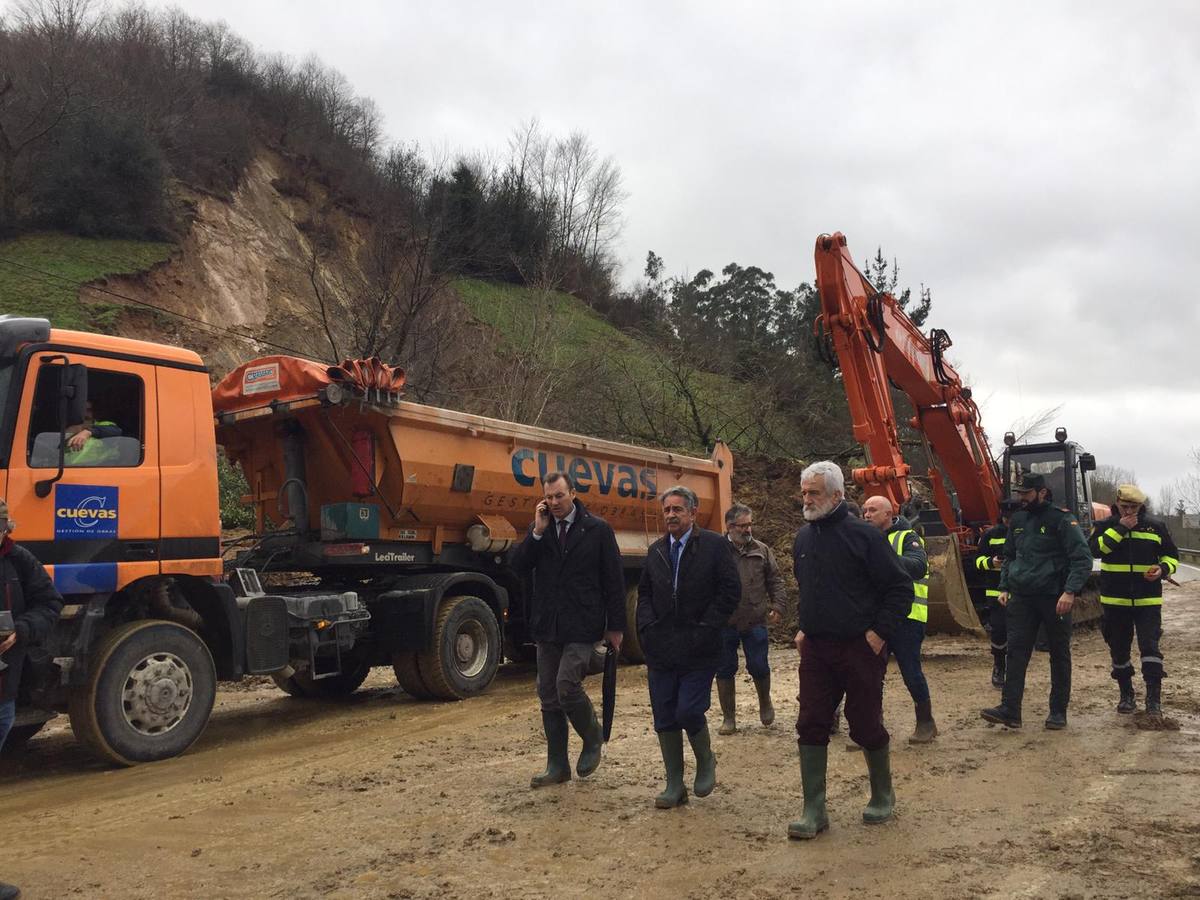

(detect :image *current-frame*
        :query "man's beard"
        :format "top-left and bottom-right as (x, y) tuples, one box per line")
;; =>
(802, 496), (839, 521)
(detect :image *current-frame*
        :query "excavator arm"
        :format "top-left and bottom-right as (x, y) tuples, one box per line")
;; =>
(813, 231), (1003, 535)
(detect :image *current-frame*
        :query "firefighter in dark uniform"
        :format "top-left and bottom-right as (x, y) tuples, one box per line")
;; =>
(973, 499), (1020, 688)
(1089, 483), (1179, 716)
(980, 473), (1092, 730)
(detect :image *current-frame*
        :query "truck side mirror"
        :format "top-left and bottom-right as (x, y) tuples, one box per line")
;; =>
(63, 363), (88, 427)
(1078, 453), (1096, 473)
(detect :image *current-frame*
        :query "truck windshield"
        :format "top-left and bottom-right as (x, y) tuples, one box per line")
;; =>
(1007, 448), (1070, 502)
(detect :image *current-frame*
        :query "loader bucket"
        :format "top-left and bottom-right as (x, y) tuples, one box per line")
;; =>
(924, 536), (986, 635)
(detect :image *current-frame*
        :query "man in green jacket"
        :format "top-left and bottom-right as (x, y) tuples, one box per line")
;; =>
(981, 473), (1092, 730)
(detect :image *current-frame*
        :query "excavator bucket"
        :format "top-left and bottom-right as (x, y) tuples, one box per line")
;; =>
(924, 536), (986, 635)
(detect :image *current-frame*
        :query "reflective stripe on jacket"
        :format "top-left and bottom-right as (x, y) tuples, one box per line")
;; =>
(1089, 508), (1179, 607)
(973, 524), (1008, 598)
(887, 520), (929, 623)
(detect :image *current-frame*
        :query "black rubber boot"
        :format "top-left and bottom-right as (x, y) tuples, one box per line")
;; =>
(909, 700), (938, 744)
(716, 678), (737, 735)
(754, 674), (775, 726)
(1044, 711), (1067, 730)
(0, 882), (20, 900)
(991, 650), (1006, 689)
(787, 744), (830, 840)
(565, 699), (604, 778)
(530, 711), (572, 788)
(655, 730), (688, 808)
(981, 705), (1022, 728)
(862, 744), (896, 824)
(689, 725), (717, 797)
(1146, 678), (1163, 716)
(1116, 674), (1137, 714)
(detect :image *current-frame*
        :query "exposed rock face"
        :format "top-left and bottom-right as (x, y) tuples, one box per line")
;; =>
(93, 151), (366, 379)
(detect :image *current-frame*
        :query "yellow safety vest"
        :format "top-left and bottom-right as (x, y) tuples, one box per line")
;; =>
(888, 528), (929, 623)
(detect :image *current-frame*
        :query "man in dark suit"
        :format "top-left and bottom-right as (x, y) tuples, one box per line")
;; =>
(637, 485), (741, 809)
(512, 472), (625, 789)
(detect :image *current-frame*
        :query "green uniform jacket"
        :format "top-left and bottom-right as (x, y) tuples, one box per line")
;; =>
(999, 503), (1092, 597)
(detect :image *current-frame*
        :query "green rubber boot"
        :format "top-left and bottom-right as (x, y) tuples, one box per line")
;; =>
(862, 744), (896, 824)
(716, 678), (737, 735)
(655, 730), (689, 808)
(530, 711), (572, 788)
(787, 744), (830, 839)
(565, 699), (603, 778)
(754, 674), (775, 726)
(689, 725), (717, 797)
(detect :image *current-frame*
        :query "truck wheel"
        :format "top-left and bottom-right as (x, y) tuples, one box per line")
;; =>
(620, 585), (645, 664)
(67, 619), (216, 766)
(272, 655), (373, 698)
(416, 595), (501, 700)
(392, 651), (434, 699)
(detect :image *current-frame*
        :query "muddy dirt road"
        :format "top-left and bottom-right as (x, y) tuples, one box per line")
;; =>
(4, 585), (1200, 899)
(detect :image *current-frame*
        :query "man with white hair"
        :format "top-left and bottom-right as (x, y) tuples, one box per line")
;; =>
(787, 462), (912, 840)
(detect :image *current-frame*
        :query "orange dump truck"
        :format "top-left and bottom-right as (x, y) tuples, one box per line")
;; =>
(0, 316), (732, 764)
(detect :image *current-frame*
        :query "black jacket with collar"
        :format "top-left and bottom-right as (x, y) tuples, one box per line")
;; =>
(510, 500), (625, 644)
(792, 501), (912, 641)
(1, 536), (64, 702)
(636, 526), (741, 671)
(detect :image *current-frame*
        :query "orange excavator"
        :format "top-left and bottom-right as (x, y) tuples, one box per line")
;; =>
(812, 232), (1101, 632)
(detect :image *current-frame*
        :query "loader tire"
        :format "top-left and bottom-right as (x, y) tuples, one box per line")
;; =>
(415, 595), (500, 700)
(68, 619), (216, 767)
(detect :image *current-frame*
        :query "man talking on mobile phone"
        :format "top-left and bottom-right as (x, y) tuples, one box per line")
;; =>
(511, 472), (625, 789)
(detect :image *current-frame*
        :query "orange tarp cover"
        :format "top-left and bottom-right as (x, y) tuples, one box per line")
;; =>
(213, 355), (406, 414)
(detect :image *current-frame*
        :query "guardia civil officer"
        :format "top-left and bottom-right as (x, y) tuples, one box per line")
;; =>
(1090, 484), (1179, 716)
(981, 473), (1092, 730)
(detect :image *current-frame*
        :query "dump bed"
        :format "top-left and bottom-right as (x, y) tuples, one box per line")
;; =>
(213, 356), (733, 558)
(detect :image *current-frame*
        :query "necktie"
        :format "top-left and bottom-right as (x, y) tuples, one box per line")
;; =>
(671, 539), (683, 588)
(558, 519), (569, 545)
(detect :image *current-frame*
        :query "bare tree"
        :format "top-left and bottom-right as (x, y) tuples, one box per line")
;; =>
(1004, 403), (1065, 448)
(1091, 464), (1138, 506)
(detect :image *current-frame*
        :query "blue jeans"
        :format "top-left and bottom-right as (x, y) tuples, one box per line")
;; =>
(647, 667), (715, 736)
(0, 699), (15, 755)
(716, 625), (770, 679)
(888, 616), (931, 704)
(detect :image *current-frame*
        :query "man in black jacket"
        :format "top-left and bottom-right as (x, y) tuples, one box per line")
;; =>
(0, 498), (64, 900)
(637, 484), (740, 809)
(787, 462), (913, 840)
(511, 472), (625, 789)
(1089, 483), (1179, 716)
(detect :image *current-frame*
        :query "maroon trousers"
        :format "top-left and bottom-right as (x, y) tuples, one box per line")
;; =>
(795, 634), (889, 750)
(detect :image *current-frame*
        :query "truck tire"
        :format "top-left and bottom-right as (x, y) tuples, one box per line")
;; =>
(415, 595), (501, 700)
(392, 651), (435, 699)
(271, 654), (373, 698)
(67, 619), (216, 766)
(620, 585), (645, 664)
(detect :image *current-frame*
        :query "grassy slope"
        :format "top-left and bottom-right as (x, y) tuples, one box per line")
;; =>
(455, 278), (794, 454)
(0, 233), (174, 331)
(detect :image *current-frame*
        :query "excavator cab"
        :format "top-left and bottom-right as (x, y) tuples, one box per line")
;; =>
(1001, 429), (1097, 533)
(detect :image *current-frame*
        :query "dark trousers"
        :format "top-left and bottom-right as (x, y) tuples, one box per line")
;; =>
(888, 616), (930, 704)
(1101, 605), (1165, 680)
(716, 625), (771, 679)
(647, 667), (715, 735)
(536, 642), (595, 715)
(0, 698), (14, 755)
(989, 598), (1008, 653)
(1002, 593), (1071, 715)
(796, 635), (889, 750)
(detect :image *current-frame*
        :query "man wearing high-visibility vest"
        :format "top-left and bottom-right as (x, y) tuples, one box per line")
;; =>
(862, 496), (937, 743)
(1089, 484), (1179, 717)
(973, 499), (1021, 689)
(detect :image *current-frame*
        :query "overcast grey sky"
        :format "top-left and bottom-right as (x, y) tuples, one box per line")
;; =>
(140, 0), (1199, 505)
